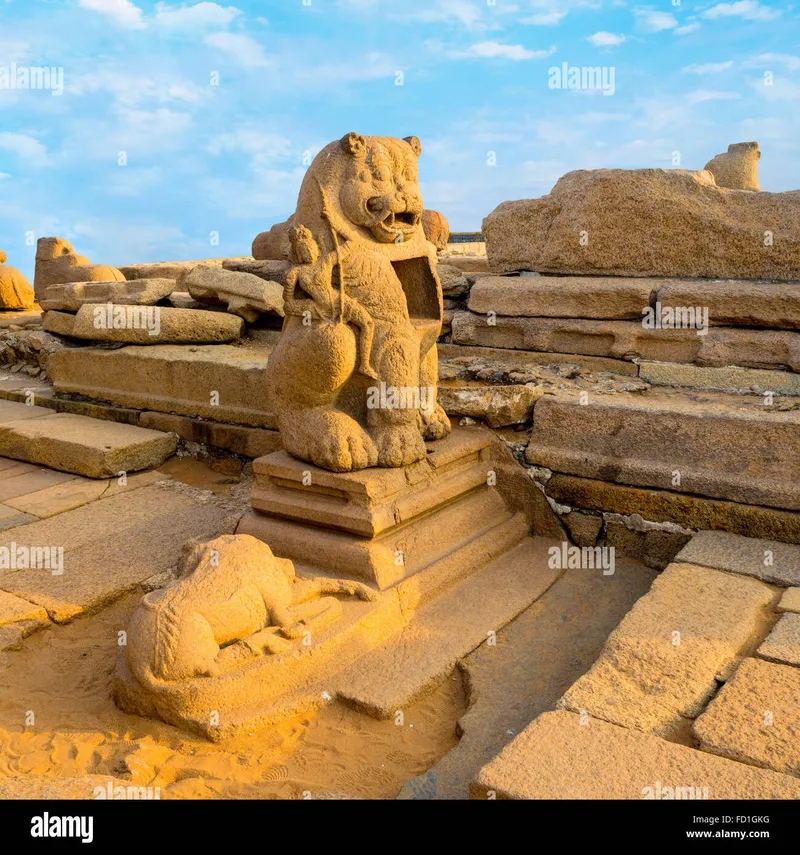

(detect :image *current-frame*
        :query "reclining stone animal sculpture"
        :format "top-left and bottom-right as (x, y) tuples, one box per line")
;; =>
(33, 236), (125, 299)
(125, 534), (377, 683)
(264, 133), (451, 473)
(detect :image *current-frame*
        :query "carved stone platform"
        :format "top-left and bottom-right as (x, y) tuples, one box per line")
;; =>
(237, 428), (529, 603)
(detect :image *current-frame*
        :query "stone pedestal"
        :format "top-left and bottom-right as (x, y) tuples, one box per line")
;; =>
(237, 428), (529, 602)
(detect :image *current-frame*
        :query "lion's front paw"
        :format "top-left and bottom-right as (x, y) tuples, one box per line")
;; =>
(311, 411), (378, 472)
(373, 423), (427, 468)
(421, 402), (451, 441)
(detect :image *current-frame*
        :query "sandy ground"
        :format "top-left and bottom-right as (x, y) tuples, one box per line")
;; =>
(0, 456), (467, 800)
(0, 591), (465, 799)
(0, 456), (656, 800)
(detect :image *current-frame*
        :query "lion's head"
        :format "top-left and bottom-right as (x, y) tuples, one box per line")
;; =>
(335, 133), (424, 244)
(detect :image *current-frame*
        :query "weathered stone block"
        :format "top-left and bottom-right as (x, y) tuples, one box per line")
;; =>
(558, 563), (777, 736)
(526, 393), (800, 510)
(693, 658), (800, 777)
(473, 710), (800, 799)
(483, 168), (800, 280)
(676, 531), (800, 587)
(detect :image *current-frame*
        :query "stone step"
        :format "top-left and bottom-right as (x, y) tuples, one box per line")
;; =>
(675, 530), (800, 587)
(0, 483), (229, 622)
(332, 536), (563, 717)
(472, 710), (800, 799)
(468, 275), (800, 329)
(48, 343), (277, 428)
(43, 305), (243, 344)
(545, 474), (800, 546)
(398, 557), (657, 799)
(438, 342), (638, 376)
(693, 658), (800, 778)
(557, 561), (777, 738)
(451, 311), (800, 371)
(526, 390), (800, 510)
(0, 376), (283, 460)
(640, 361), (800, 395)
(0, 400), (176, 478)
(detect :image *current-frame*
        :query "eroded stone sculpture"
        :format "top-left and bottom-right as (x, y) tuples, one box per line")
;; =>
(422, 209), (450, 251)
(124, 535), (376, 683)
(265, 133), (451, 472)
(0, 250), (36, 310)
(34, 237), (125, 299)
(704, 142), (761, 191)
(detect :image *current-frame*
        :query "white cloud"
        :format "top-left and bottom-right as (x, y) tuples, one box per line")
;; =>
(70, 71), (206, 106)
(402, 0), (484, 27)
(154, 2), (242, 30)
(207, 128), (293, 168)
(683, 60), (734, 73)
(0, 39), (29, 64)
(455, 42), (556, 60)
(59, 107), (192, 161)
(521, 11), (568, 25)
(0, 133), (48, 166)
(635, 9), (679, 32)
(702, 1), (781, 22)
(579, 111), (632, 123)
(752, 53), (800, 70)
(0, 173), (10, 180)
(674, 23), (701, 35)
(587, 32), (626, 46)
(686, 89), (741, 103)
(204, 32), (270, 67)
(79, 0), (146, 29)
(747, 76), (800, 102)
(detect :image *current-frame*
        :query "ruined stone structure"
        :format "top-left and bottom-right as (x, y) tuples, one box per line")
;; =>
(3, 132), (800, 802)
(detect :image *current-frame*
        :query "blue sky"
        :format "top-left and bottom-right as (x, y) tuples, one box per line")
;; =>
(0, 0), (797, 279)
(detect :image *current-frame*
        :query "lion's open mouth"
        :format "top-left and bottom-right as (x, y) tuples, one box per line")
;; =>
(377, 210), (420, 230)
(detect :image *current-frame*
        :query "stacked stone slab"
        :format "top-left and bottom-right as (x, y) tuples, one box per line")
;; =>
(440, 160), (800, 555)
(43, 305), (243, 344)
(40, 278), (176, 312)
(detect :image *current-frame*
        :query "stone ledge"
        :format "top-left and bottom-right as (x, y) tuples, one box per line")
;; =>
(473, 710), (800, 799)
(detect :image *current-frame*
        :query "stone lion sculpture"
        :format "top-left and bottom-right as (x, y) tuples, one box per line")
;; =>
(0, 250), (36, 310)
(125, 534), (377, 683)
(704, 142), (761, 192)
(33, 236), (124, 299)
(264, 133), (451, 473)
